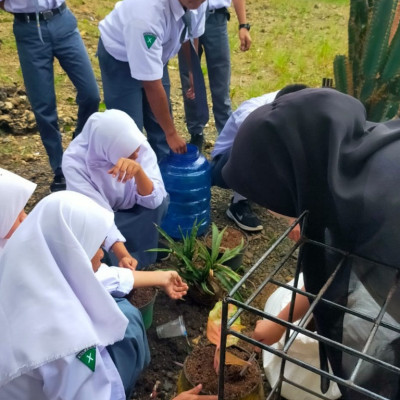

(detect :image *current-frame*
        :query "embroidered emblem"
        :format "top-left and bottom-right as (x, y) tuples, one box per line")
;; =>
(143, 33), (157, 49)
(76, 347), (96, 372)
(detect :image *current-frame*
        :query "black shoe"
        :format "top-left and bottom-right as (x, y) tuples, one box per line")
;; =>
(189, 134), (204, 152)
(50, 173), (66, 193)
(226, 199), (263, 232)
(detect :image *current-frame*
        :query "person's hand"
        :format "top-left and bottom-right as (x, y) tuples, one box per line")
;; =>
(172, 384), (217, 400)
(238, 29), (251, 51)
(287, 218), (301, 242)
(108, 158), (142, 183)
(166, 133), (187, 154)
(161, 271), (188, 299)
(252, 319), (285, 352)
(185, 71), (195, 100)
(118, 255), (138, 270)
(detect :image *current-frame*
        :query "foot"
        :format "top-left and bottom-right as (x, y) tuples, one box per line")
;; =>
(189, 134), (204, 152)
(226, 199), (263, 232)
(50, 173), (66, 193)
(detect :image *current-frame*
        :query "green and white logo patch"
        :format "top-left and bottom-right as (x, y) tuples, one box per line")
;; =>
(76, 347), (96, 372)
(143, 32), (157, 49)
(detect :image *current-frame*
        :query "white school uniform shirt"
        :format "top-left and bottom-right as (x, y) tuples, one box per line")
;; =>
(208, 0), (231, 10)
(62, 109), (167, 251)
(0, 191), (128, 399)
(211, 91), (280, 158)
(0, 168), (36, 251)
(99, 0), (206, 81)
(0, 347), (125, 400)
(1, 0), (64, 13)
(96, 263), (134, 297)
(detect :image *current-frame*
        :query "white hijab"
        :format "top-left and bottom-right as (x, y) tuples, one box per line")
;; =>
(0, 191), (128, 387)
(63, 109), (165, 211)
(0, 168), (36, 249)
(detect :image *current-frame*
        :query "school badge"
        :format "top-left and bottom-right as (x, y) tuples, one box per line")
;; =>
(76, 346), (96, 372)
(143, 32), (157, 49)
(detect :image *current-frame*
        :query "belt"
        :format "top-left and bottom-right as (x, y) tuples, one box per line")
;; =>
(209, 7), (227, 14)
(208, 7), (230, 20)
(13, 2), (66, 23)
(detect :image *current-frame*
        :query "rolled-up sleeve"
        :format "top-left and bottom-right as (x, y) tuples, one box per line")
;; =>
(104, 224), (126, 252)
(95, 264), (134, 297)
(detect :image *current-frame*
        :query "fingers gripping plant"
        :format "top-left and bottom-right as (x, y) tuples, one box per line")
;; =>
(334, 0), (400, 121)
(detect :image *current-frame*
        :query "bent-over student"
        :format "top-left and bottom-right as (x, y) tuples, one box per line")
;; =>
(0, 191), (216, 400)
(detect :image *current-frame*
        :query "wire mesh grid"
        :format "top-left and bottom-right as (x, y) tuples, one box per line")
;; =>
(217, 211), (400, 400)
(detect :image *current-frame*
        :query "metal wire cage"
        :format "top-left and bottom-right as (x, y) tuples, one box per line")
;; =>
(217, 211), (400, 400)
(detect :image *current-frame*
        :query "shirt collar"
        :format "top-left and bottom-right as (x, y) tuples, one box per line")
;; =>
(171, 0), (185, 21)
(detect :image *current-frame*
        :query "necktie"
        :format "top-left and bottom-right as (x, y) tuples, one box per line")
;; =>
(180, 10), (209, 126)
(180, 10), (191, 44)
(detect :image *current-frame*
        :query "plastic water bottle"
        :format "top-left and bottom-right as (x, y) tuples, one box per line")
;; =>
(159, 144), (211, 238)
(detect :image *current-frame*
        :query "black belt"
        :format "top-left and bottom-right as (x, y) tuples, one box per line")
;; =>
(14, 2), (66, 23)
(208, 7), (230, 20)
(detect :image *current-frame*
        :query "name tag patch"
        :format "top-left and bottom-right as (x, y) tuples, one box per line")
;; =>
(76, 347), (96, 372)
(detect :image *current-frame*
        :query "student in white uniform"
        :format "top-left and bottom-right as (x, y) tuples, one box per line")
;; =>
(0, 191), (130, 399)
(0, 0), (100, 192)
(0, 191), (215, 400)
(92, 246), (188, 398)
(62, 109), (169, 270)
(178, 0), (251, 151)
(0, 168), (36, 252)
(211, 84), (307, 232)
(97, 0), (207, 160)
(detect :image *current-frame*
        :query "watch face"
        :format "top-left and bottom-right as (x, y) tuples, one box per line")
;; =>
(239, 23), (251, 31)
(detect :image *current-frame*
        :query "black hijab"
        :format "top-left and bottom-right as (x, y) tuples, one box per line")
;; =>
(223, 88), (400, 398)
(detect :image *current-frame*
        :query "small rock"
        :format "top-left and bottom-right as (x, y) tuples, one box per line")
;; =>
(163, 380), (174, 391)
(244, 251), (253, 259)
(3, 101), (13, 111)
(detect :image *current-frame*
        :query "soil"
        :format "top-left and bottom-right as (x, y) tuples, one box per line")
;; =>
(182, 344), (262, 399)
(205, 226), (248, 251)
(128, 287), (158, 309)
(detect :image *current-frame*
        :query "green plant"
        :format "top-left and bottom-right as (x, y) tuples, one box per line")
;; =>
(149, 221), (244, 301)
(333, 0), (400, 121)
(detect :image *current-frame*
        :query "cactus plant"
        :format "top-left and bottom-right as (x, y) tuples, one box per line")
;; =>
(334, 0), (400, 121)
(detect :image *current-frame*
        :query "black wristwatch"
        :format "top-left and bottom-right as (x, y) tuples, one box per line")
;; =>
(239, 23), (251, 31)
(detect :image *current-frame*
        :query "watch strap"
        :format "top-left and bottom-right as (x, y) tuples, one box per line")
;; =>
(239, 23), (251, 31)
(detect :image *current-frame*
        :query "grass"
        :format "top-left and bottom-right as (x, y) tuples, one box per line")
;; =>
(0, 0), (349, 133)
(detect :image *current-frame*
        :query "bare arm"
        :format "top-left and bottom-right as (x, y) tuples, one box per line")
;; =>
(108, 158), (153, 195)
(232, 0), (252, 51)
(252, 289), (310, 349)
(180, 41), (195, 100)
(111, 241), (138, 270)
(142, 79), (187, 154)
(132, 270), (188, 300)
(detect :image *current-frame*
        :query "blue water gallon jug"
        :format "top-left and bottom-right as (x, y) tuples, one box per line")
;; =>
(159, 144), (211, 239)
